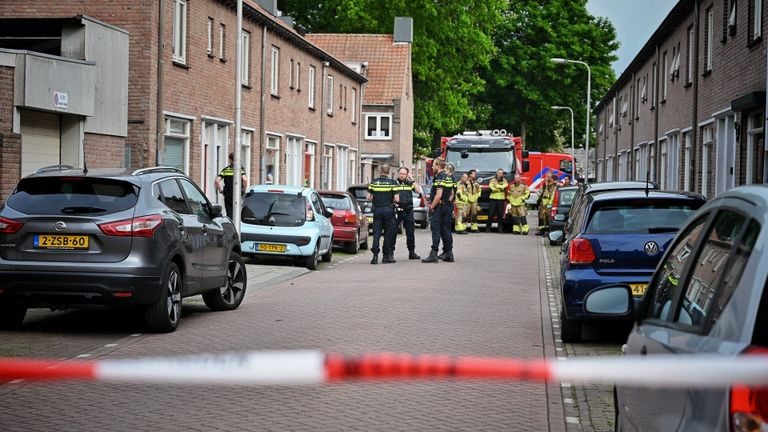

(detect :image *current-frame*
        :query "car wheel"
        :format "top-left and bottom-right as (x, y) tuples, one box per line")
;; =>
(321, 241), (333, 262)
(559, 307), (582, 343)
(305, 243), (319, 270)
(420, 220), (428, 229)
(346, 232), (360, 254)
(145, 262), (182, 333)
(203, 251), (248, 311)
(0, 303), (27, 329)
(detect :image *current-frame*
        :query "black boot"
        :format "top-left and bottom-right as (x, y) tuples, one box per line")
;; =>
(370, 254), (378, 265)
(408, 251), (421, 260)
(442, 251), (455, 262)
(382, 254), (397, 264)
(437, 252), (446, 260)
(422, 250), (439, 263)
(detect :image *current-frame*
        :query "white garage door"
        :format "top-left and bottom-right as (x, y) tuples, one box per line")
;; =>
(21, 110), (61, 177)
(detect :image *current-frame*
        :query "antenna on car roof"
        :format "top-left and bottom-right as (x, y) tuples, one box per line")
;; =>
(82, 150), (89, 175)
(645, 168), (650, 197)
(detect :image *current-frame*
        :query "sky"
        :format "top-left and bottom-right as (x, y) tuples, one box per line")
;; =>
(586, 0), (678, 75)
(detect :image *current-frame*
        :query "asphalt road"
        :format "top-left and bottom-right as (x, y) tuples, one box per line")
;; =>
(0, 226), (622, 431)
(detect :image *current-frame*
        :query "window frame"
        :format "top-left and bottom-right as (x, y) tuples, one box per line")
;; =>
(308, 65), (316, 108)
(207, 17), (214, 57)
(365, 113), (393, 140)
(241, 30), (250, 86)
(172, 0), (188, 65)
(326, 75), (335, 115)
(270, 46), (280, 96)
(704, 6), (714, 72)
(164, 116), (191, 174)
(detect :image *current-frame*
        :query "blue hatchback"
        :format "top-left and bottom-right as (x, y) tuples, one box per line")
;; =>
(556, 189), (706, 342)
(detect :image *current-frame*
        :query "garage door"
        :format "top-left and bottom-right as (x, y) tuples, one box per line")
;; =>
(21, 110), (61, 177)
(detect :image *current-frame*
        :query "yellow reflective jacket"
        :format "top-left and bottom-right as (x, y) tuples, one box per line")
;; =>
(507, 182), (530, 206)
(489, 177), (508, 200)
(466, 181), (481, 203)
(456, 181), (469, 203)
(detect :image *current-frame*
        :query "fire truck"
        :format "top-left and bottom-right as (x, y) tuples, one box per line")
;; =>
(432, 130), (573, 227)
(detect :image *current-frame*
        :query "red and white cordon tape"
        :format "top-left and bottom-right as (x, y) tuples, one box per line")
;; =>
(1, 351), (767, 388)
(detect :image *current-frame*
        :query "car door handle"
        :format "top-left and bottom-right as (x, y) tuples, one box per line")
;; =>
(640, 346), (647, 356)
(202, 226), (208, 234)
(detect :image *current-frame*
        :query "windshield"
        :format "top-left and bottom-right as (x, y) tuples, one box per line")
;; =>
(445, 148), (515, 174)
(241, 192), (306, 227)
(321, 195), (351, 210)
(7, 177), (138, 215)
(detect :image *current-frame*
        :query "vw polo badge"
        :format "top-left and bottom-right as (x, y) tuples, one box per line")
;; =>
(644, 241), (660, 256)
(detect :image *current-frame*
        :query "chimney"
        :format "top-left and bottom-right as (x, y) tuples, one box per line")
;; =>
(393, 17), (413, 44)
(255, 0), (278, 16)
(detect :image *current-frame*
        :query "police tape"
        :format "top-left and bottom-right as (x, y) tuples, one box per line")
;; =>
(1, 351), (767, 388)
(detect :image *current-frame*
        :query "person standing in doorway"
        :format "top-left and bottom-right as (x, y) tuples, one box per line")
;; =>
(367, 164), (399, 264)
(215, 152), (248, 219)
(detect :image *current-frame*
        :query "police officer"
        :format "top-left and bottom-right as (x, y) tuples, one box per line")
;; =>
(537, 173), (558, 235)
(486, 168), (508, 233)
(422, 158), (455, 263)
(466, 169), (481, 233)
(394, 167), (422, 260)
(367, 164), (399, 264)
(507, 173), (531, 235)
(454, 173), (470, 234)
(215, 152), (248, 219)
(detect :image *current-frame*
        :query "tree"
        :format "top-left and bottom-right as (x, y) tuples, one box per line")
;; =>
(278, 0), (505, 155)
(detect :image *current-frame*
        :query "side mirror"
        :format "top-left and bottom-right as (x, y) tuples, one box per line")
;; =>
(521, 150), (529, 158)
(553, 214), (566, 222)
(325, 209), (334, 218)
(584, 285), (633, 315)
(210, 204), (223, 218)
(522, 160), (530, 173)
(548, 230), (564, 243)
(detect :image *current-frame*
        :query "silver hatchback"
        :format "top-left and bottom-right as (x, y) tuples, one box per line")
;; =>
(584, 185), (768, 431)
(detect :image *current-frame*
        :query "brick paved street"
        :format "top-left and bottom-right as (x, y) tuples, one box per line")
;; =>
(0, 223), (620, 431)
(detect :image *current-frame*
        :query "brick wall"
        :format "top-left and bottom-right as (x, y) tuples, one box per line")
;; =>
(0, 66), (21, 202)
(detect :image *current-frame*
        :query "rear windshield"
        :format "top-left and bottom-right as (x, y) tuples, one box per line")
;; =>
(558, 189), (577, 206)
(242, 192), (306, 227)
(349, 188), (368, 201)
(6, 177), (139, 215)
(321, 195), (351, 210)
(586, 199), (703, 234)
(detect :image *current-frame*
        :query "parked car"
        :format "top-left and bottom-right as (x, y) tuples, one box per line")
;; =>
(0, 165), (247, 332)
(583, 185), (768, 431)
(548, 185), (578, 244)
(347, 184), (373, 232)
(319, 190), (369, 254)
(240, 185), (333, 270)
(412, 189), (429, 229)
(551, 189), (706, 342)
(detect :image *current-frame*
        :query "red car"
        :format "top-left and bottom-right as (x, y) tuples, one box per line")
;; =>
(319, 191), (369, 254)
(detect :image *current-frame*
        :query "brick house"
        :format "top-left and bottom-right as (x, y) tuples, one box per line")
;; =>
(307, 17), (414, 184)
(594, 0), (766, 197)
(0, 0), (366, 207)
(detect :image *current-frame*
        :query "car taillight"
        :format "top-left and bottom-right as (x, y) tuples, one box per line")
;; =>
(0, 216), (23, 234)
(550, 191), (559, 218)
(99, 215), (163, 237)
(568, 238), (595, 264)
(731, 347), (768, 432)
(420, 194), (426, 207)
(344, 211), (357, 225)
(306, 202), (315, 221)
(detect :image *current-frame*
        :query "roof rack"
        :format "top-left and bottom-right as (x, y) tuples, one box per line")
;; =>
(131, 166), (185, 176)
(32, 165), (76, 175)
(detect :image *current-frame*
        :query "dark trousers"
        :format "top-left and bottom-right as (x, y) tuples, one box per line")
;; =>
(371, 207), (395, 255)
(395, 208), (417, 252)
(223, 194), (234, 220)
(430, 204), (453, 252)
(487, 198), (506, 231)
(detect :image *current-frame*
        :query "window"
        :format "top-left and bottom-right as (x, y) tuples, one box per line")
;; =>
(750, 0), (763, 41)
(640, 75), (647, 103)
(296, 61), (301, 91)
(675, 211), (749, 328)
(661, 51), (668, 101)
(746, 112), (764, 184)
(304, 141), (316, 188)
(728, 0), (738, 37)
(264, 135), (280, 184)
(179, 178), (210, 218)
(348, 149), (357, 185)
(270, 46), (280, 96)
(207, 17), (214, 56)
(219, 24), (226, 60)
(336, 146), (349, 190)
(702, 125), (715, 197)
(351, 88), (357, 123)
(686, 25), (694, 84)
(646, 214), (709, 321)
(308, 65), (316, 108)
(635, 78), (641, 118)
(339, 84), (343, 109)
(290, 59), (295, 89)
(240, 130), (252, 183)
(241, 30), (250, 86)
(659, 139), (668, 189)
(172, 0), (187, 64)
(705, 6), (714, 72)
(670, 45), (680, 80)
(286, 136), (304, 186)
(322, 145), (334, 190)
(164, 117), (190, 173)
(365, 114), (392, 140)
(683, 131), (692, 191)
(326, 75), (334, 114)
(651, 62), (657, 107)
(157, 179), (189, 214)
(202, 121), (229, 199)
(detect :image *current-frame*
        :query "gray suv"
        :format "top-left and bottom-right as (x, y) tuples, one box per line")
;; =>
(0, 166), (247, 332)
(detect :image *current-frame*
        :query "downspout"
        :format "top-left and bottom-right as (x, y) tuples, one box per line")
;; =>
(691, 0), (701, 190)
(611, 95), (617, 179)
(155, 0), (166, 166)
(630, 73), (636, 180)
(614, 94), (619, 178)
(357, 72), (366, 183)
(653, 45), (661, 183)
(320, 61), (328, 187)
(259, 24), (267, 183)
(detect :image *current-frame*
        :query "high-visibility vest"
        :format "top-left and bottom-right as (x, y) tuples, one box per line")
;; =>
(466, 181), (481, 203)
(455, 182), (470, 203)
(507, 183), (530, 206)
(489, 178), (508, 200)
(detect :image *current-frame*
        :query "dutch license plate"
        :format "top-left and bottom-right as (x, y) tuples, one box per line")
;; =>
(34, 234), (89, 250)
(477, 215), (488, 221)
(256, 243), (286, 253)
(629, 283), (647, 296)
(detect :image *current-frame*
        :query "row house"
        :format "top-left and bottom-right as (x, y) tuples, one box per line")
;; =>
(594, 0), (766, 197)
(0, 0), (367, 207)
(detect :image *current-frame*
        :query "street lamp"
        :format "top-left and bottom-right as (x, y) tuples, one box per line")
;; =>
(551, 57), (591, 184)
(551, 105), (575, 178)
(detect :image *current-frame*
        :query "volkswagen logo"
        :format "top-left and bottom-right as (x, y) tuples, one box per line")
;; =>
(54, 221), (67, 232)
(644, 241), (660, 256)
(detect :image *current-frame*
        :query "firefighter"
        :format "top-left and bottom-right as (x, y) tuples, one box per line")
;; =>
(394, 167), (423, 260)
(466, 169), (482, 233)
(486, 168), (508, 233)
(422, 157), (455, 263)
(367, 164), (400, 264)
(506, 173), (531, 235)
(454, 173), (470, 234)
(536, 173), (559, 235)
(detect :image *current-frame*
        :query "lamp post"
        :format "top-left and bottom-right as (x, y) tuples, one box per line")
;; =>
(551, 105), (575, 179)
(551, 57), (591, 184)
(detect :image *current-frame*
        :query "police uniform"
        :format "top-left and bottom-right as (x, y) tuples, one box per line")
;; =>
(423, 170), (456, 263)
(394, 179), (421, 259)
(217, 165), (246, 219)
(368, 175), (399, 264)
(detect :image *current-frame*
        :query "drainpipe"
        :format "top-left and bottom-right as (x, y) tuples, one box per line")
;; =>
(320, 61), (328, 187)
(630, 73), (636, 180)
(155, 0), (166, 167)
(691, 0), (700, 190)
(259, 24), (267, 183)
(653, 45), (661, 183)
(357, 77), (366, 183)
